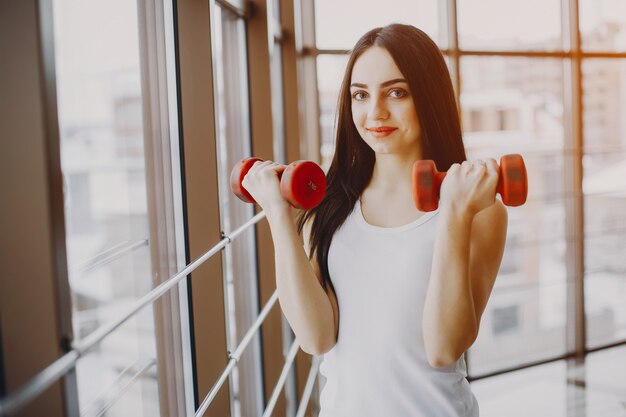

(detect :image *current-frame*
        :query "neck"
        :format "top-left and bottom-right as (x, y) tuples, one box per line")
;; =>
(367, 150), (422, 193)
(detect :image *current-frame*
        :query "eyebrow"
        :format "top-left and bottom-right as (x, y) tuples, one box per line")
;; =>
(350, 78), (408, 89)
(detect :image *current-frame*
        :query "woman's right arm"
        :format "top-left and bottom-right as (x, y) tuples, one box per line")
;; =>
(241, 160), (338, 355)
(266, 208), (339, 356)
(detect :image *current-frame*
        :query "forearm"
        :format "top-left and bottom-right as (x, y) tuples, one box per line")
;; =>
(422, 209), (478, 366)
(266, 209), (335, 355)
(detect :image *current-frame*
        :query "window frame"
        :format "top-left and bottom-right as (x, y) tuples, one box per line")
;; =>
(305, 0), (626, 380)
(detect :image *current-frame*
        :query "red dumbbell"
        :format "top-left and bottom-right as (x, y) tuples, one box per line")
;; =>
(230, 157), (327, 210)
(412, 154), (528, 212)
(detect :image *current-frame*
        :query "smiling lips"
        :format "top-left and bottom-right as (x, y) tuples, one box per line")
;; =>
(367, 126), (398, 138)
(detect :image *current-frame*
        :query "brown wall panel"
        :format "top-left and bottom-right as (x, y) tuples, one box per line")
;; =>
(176, 0), (229, 415)
(247, 0), (288, 415)
(0, 1), (76, 416)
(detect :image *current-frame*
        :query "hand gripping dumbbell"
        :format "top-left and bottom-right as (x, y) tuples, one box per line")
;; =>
(230, 157), (327, 210)
(412, 154), (528, 212)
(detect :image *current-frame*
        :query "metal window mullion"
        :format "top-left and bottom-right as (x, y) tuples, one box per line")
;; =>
(446, 0), (461, 106)
(162, 0), (198, 411)
(294, 1), (323, 412)
(137, 0), (194, 414)
(216, 0), (248, 19)
(562, 0), (586, 361)
(214, 4), (267, 417)
(266, 1), (287, 165)
(233, 14), (267, 417)
(264, 2), (300, 416)
(210, 6), (254, 417)
(210, 7), (241, 417)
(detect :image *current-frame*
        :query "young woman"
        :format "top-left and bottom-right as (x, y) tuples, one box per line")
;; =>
(242, 24), (507, 417)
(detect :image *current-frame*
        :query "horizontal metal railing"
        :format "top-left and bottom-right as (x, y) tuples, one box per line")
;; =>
(295, 357), (321, 417)
(81, 358), (157, 417)
(193, 282), (323, 417)
(260, 341), (301, 417)
(69, 239), (149, 276)
(195, 291), (280, 417)
(196, 329), (320, 417)
(0, 211), (267, 416)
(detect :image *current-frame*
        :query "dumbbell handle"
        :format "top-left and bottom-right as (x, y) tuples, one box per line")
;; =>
(231, 157), (294, 203)
(427, 169), (510, 197)
(413, 154), (528, 211)
(230, 157), (326, 210)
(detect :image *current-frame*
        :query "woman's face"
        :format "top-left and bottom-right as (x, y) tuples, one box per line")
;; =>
(350, 46), (421, 156)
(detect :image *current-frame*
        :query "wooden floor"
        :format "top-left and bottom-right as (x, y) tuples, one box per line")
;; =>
(471, 344), (626, 417)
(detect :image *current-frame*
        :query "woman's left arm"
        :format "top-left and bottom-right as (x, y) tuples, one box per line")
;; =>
(422, 160), (508, 368)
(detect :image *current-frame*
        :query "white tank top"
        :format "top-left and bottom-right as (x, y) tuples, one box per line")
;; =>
(318, 199), (479, 417)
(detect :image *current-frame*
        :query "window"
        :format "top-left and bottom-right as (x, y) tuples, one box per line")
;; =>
(311, 0), (625, 380)
(582, 59), (626, 349)
(314, 0), (442, 50)
(457, 0), (562, 51)
(492, 305), (521, 336)
(53, 0), (169, 414)
(580, 0), (626, 52)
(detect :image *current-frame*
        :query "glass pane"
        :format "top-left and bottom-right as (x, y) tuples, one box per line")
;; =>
(582, 59), (626, 348)
(461, 56), (568, 376)
(582, 59), (626, 153)
(585, 345), (626, 413)
(316, 54), (349, 170)
(472, 345), (626, 417)
(469, 281), (569, 377)
(471, 360), (569, 417)
(314, 0), (443, 50)
(580, 0), (626, 52)
(585, 229), (626, 276)
(585, 271), (626, 349)
(461, 57), (564, 145)
(52, 0), (160, 415)
(585, 169), (626, 348)
(458, 0), (561, 51)
(583, 151), (626, 235)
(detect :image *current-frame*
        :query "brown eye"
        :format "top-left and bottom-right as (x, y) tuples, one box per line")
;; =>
(351, 91), (368, 101)
(389, 88), (408, 98)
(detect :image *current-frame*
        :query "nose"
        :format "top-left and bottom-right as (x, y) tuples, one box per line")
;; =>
(367, 95), (389, 120)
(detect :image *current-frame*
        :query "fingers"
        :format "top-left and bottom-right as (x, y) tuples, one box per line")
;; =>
(484, 158), (499, 177)
(249, 160), (281, 175)
(466, 158), (499, 175)
(436, 158), (502, 181)
(448, 162), (461, 172)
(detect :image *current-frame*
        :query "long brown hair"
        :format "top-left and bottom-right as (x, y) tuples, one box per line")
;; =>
(297, 24), (466, 291)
